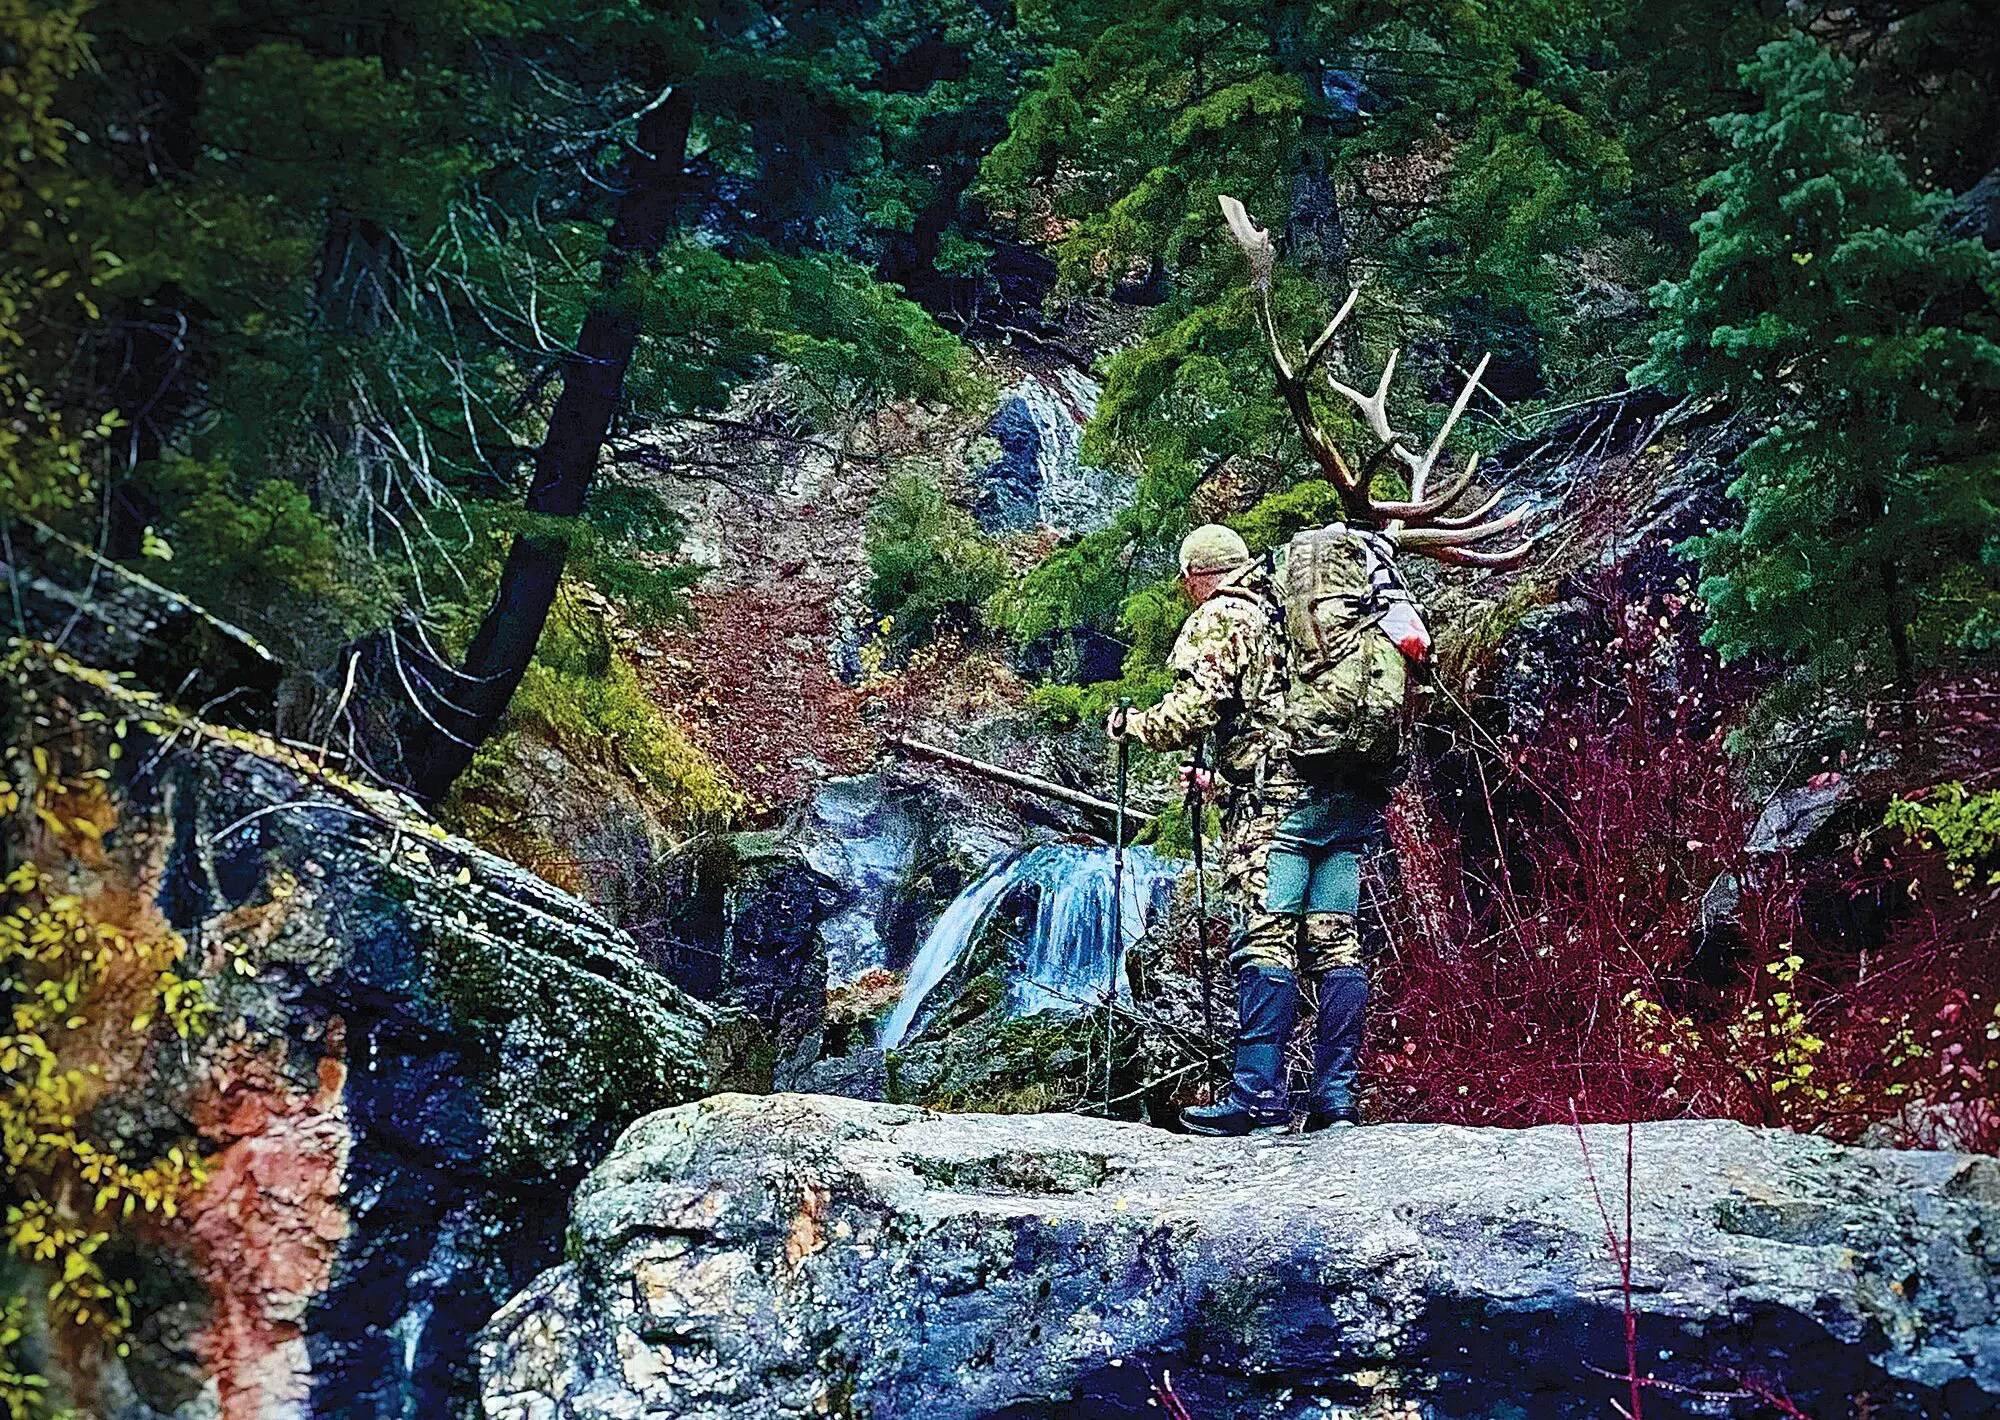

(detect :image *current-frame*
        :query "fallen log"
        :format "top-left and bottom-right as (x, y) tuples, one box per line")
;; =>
(886, 734), (1158, 832)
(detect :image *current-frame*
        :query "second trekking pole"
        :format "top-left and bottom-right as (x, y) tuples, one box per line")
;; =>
(1186, 740), (1216, 1044)
(1106, 698), (1131, 1114)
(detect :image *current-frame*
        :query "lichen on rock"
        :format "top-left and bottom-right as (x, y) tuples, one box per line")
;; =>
(480, 1092), (2000, 1420)
(3, 645), (714, 1416)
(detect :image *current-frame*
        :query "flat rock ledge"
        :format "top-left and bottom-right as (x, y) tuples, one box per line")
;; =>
(479, 1094), (1999, 1420)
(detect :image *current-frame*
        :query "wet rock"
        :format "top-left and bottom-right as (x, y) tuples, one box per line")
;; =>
(970, 371), (1130, 536)
(637, 834), (841, 1061)
(1746, 778), (1856, 855)
(1487, 597), (1595, 741)
(9, 656), (712, 1418)
(802, 775), (927, 981)
(1948, 168), (2000, 248)
(812, 772), (1016, 980)
(727, 835), (845, 1050)
(792, 1044), (892, 1101)
(481, 1093), (2000, 1420)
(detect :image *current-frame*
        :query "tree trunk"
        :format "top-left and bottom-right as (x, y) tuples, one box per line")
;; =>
(1266, 0), (1350, 293)
(400, 91), (694, 804)
(1879, 555), (1916, 720)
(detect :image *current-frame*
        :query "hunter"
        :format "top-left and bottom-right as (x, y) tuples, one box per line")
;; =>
(1108, 523), (1383, 1135)
(1107, 198), (1538, 1137)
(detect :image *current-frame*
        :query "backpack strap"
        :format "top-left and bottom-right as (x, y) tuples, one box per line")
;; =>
(1355, 530), (1422, 618)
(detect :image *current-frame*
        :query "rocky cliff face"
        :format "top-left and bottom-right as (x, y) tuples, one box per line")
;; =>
(4, 651), (713, 1419)
(480, 1093), (1999, 1420)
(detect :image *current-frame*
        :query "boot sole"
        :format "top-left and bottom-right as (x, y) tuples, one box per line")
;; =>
(1183, 1120), (1291, 1137)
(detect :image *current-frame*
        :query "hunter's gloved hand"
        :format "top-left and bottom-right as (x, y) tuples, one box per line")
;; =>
(1180, 765), (1213, 797)
(1104, 707), (1130, 741)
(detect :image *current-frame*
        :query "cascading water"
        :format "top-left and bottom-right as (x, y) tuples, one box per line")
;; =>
(876, 843), (1183, 1051)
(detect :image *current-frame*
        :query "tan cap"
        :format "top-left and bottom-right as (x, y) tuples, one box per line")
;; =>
(1177, 524), (1250, 576)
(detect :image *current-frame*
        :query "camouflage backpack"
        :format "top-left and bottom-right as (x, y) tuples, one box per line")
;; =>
(1270, 524), (1426, 785)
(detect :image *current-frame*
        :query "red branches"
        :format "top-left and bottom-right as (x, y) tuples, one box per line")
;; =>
(1367, 577), (2000, 1152)
(1572, 1105), (1643, 1420)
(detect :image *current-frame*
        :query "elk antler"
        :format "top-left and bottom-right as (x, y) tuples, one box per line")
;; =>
(1217, 195), (1534, 569)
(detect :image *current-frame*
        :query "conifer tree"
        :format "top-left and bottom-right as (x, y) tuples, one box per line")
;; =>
(42, 1), (1026, 797)
(1642, 34), (2000, 693)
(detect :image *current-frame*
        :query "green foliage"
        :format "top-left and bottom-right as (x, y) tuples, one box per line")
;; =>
(509, 491), (701, 630)
(864, 469), (1007, 649)
(986, 521), (1145, 650)
(628, 244), (972, 422)
(476, 597), (742, 830)
(1885, 783), (2000, 890)
(0, 0), (111, 522)
(0, 1287), (64, 1420)
(0, 744), (210, 1378)
(1229, 479), (1348, 554)
(1641, 35), (2000, 688)
(28, 0), (1027, 799)
(147, 460), (398, 664)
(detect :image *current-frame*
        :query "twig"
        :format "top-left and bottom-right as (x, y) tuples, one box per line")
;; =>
(1571, 1102), (1642, 1420)
(1144, 1365), (1197, 1420)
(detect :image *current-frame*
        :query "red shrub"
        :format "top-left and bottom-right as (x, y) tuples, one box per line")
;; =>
(1366, 585), (1999, 1151)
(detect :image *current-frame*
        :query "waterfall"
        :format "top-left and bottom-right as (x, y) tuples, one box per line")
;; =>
(877, 843), (1182, 1051)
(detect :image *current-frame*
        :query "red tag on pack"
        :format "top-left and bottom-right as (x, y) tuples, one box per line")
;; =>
(1380, 601), (1431, 662)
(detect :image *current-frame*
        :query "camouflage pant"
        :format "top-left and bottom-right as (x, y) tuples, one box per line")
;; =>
(1219, 784), (1366, 976)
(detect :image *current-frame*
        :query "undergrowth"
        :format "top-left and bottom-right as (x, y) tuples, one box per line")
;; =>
(864, 467), (1007, 655)
(1, 727), (212, 1411)
(447, 591), (742, 878)
(1363, 577), (2000, 1149)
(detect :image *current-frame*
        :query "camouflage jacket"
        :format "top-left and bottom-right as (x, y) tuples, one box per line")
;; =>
(1126, 564), (1292, 789)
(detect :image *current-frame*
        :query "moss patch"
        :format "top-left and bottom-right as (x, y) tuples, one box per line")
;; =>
(907, 1148), (1112, 1194)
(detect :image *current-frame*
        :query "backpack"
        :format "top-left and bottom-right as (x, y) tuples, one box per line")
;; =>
(1271, 524), (1429, 786)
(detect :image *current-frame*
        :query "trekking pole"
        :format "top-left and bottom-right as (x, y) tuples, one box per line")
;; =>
(1185, 739), (1217, 1044)
(1107, 698), (1131, 1114)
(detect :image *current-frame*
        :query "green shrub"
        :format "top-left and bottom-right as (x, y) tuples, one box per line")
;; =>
(1885, 783), (2000, 889)
(864, 469), (1007, 650)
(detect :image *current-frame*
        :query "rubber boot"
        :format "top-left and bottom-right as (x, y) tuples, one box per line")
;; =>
(1183, 966), (1297, 1136)
(1303, 966), (1367, 1133)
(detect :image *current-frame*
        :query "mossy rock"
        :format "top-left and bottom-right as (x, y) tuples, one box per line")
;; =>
(888, 1009), (1139, 1117)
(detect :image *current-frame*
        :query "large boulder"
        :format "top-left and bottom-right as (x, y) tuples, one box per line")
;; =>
(5, 650), (713, 1418)
(481, 1093), (1998, 1420)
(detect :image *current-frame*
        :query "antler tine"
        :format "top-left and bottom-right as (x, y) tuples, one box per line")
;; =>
(1377, 446), (1481, 524)
(1219, 194), (1361, 494)
(1377, 354), (1501, 528)
(1394, 501), (1532, 550)
(1405, 537), (1536, 569)
(1323, 349), (1406, 459)
(1218, 195), (1293, 380)
(1218, 194), (1276, 291)
(1427, 486), (1506, 529)
(1298, 286), (1360, 381)
(1409, 352), (1490, 497)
